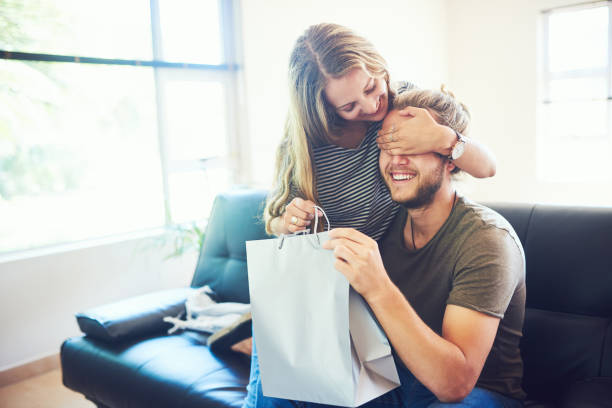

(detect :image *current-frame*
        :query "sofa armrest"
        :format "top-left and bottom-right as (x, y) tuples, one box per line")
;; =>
(76, 287), (195, 343)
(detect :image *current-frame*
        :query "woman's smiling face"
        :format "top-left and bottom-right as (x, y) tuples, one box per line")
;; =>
(324, 66), (388, 123)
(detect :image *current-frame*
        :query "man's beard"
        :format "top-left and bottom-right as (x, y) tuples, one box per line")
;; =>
(393, 161), (445, 210)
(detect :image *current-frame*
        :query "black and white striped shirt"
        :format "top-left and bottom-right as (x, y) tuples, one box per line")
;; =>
(312, 120), (399, 241)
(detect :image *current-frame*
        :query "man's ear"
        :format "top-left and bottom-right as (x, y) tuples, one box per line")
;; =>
(446, 159), (457, 174)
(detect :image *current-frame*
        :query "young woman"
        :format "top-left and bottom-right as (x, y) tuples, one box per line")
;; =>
(244, 23), (496, 408)
(264, 23), (495, 239)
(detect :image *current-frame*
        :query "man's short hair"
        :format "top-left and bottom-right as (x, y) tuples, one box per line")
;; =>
(392, 86), (471, 136)
(391, 86), (471, 174)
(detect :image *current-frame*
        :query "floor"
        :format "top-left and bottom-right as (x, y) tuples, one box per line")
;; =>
(0, 369), (94, 408)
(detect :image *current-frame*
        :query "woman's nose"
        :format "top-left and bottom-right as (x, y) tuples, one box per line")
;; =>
(361, 96), (379, 115)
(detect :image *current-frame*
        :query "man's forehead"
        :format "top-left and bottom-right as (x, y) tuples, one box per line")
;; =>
(382, 109), (403, 127)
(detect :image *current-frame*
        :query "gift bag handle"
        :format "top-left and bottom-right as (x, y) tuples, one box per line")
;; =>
(277, 206), (331, 249)
(312, 205), (330, 234)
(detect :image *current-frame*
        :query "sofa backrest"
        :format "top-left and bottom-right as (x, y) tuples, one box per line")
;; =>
(489, 203), (612, 403)
(191, 189), (269, 303)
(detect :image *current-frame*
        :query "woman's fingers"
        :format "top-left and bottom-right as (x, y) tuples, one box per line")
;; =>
(397, 106), (419, 117)
(284, 198), (321, 231)
(284, 211), (310, 230)
(293, 198), (323, 218)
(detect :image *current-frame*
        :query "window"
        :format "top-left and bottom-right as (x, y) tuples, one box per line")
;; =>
(538, 2), (612, 182)
(0, 0), (243, 254)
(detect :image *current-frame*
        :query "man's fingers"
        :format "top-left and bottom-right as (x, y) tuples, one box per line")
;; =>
(328, 228), (371, 245)
(333, 258), (352, 279)
(324, 237), (363, 257)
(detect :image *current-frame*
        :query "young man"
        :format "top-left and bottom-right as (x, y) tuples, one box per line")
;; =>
(323, 89), (526, 407)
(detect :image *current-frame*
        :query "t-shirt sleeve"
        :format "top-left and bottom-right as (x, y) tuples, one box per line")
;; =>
(447, 227), (524, 319)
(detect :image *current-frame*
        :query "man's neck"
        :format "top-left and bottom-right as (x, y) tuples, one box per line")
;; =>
(403, 186), (457, 251)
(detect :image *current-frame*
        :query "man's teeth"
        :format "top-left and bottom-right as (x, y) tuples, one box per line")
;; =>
(392, 173), (415, 181)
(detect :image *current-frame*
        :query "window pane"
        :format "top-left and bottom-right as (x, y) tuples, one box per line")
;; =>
(542, 100), (608, 140)
(0, 0), (152, 60)
(168, 168), (229, 223)
(549, 77), (608, 101)
(548, 6), (608, 72)
(158, 0), (223, 64)
(0, 60), (165, 252)
(537, 100), (611, 182)
(164, 79), (227, 161)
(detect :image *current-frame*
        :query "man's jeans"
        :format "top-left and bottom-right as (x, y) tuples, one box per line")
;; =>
(242, 340), (523, 408)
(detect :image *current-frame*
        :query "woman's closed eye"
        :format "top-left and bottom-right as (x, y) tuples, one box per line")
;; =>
(341, 103), (355, 112)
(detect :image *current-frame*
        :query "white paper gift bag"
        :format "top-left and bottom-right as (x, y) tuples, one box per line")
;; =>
(246, 208), (400, 407)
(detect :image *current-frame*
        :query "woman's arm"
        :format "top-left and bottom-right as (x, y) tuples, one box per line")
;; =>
(376, 107), (496, 178)
(434, 124), (497, 178)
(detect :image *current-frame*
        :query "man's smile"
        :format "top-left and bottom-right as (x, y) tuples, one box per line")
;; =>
(390, 171), (417, 183)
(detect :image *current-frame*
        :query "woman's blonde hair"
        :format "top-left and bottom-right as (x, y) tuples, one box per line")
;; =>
(264, 23), (393, 233)
(391, 86), (471, 174)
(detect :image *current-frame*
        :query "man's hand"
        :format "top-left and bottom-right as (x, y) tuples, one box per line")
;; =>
(322, 228), (392, 303)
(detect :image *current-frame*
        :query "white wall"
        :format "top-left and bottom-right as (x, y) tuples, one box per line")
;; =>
(0, 238), (196, 370)
(241, 0), (450, 187)
(446, 0), (612, 206)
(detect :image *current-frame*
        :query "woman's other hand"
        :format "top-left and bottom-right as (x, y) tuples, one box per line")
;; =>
(282, 197), (321, 233)
(376, 106), (455, 156)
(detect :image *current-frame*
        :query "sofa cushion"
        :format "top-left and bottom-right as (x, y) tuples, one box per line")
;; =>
(191, 189), (269, 303)
(520, 308), (610, 403)
(76, 288), (194, 342)
(559, 377), (612, 408)
(61, 332), (250, 408)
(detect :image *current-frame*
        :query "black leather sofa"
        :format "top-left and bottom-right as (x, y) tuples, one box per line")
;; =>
(61, 189), (612, 407)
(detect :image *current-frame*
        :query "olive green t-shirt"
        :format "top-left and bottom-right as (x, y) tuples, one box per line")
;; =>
(379, 196), (527, 400)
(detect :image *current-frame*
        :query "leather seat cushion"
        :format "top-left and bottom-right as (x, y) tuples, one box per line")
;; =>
(61, 332), (250, 408)
(560, 377), (612, 408)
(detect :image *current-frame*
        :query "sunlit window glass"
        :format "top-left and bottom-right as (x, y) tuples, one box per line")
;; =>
(164, 80), (227, 161)
(0, 0), (153, 60)
(0, 60), (165, 252)
(538, 4), (612, 182)
(168, 167), (229, 224)
(548, 6), (608, 72)
(161, 77), (230, 222)
(158, 0), (223, 64)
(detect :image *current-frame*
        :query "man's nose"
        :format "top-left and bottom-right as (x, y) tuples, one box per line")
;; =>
(391, 153), (411, 165)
